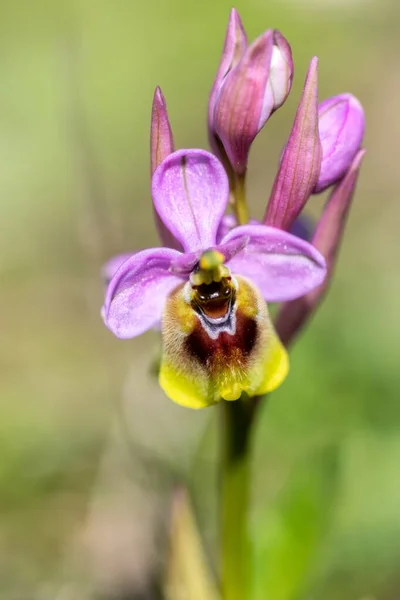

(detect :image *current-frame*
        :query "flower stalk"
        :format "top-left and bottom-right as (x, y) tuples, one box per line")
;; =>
(221, 397), (253, 600)
(231, 172), (249, 226)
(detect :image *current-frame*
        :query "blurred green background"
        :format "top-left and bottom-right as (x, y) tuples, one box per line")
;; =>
(1, 0), (399, 598)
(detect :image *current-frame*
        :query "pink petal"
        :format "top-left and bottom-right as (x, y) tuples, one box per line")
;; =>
(151, 149), (229, 253)
(103, 247), (182, 339)
(222, 224), (326, 302)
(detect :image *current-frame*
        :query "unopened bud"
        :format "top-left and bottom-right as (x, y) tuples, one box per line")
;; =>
(314, 93), (364, 193)
(208, 11), (293, 175)
(264, 57), (321, 230)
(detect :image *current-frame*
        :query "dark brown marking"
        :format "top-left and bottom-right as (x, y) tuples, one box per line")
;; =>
(184, 312), (258, 369)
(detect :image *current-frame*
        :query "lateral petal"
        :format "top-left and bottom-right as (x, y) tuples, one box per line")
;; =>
(103, 247), (182, 339)
(222, 224), (326, 302)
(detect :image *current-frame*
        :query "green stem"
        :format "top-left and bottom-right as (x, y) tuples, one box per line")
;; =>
(232, 173), (249, 226)
(220, 398), (254, 600)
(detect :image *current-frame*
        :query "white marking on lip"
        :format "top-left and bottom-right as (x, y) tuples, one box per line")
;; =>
(195, 303), (238, 340)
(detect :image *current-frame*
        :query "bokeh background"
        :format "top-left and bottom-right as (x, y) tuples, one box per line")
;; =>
(1, 0), (399, 598)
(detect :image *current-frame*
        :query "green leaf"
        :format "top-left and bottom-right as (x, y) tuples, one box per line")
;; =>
(252, 446), (339, 600)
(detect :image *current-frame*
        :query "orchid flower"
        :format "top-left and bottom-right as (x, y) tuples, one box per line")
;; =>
(102, 149), (326, 409)
(99, 11), (366, 600)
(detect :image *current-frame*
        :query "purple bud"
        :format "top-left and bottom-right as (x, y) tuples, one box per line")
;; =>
(209, 11), (293, 175)
(208, 9), (247, 158)
(275, 148), (366, 347)
(150, 86), (175, 176)
(314, 94), (365, 193)
(264, 57), (322, 230)
(150, 87), (181, 249)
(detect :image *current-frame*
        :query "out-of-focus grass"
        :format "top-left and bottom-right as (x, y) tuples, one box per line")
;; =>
(1, 0), (399, 598)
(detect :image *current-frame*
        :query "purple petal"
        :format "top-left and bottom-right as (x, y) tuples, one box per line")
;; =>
(151, 149), (229, 253)
(275, 148), (366, 346)
(315, 94), (365, 193)
(264, 57), (322, 230)
(103, 247), (182, 339)
(102, 253), (133, 285)
(221, 224), (326, 302)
